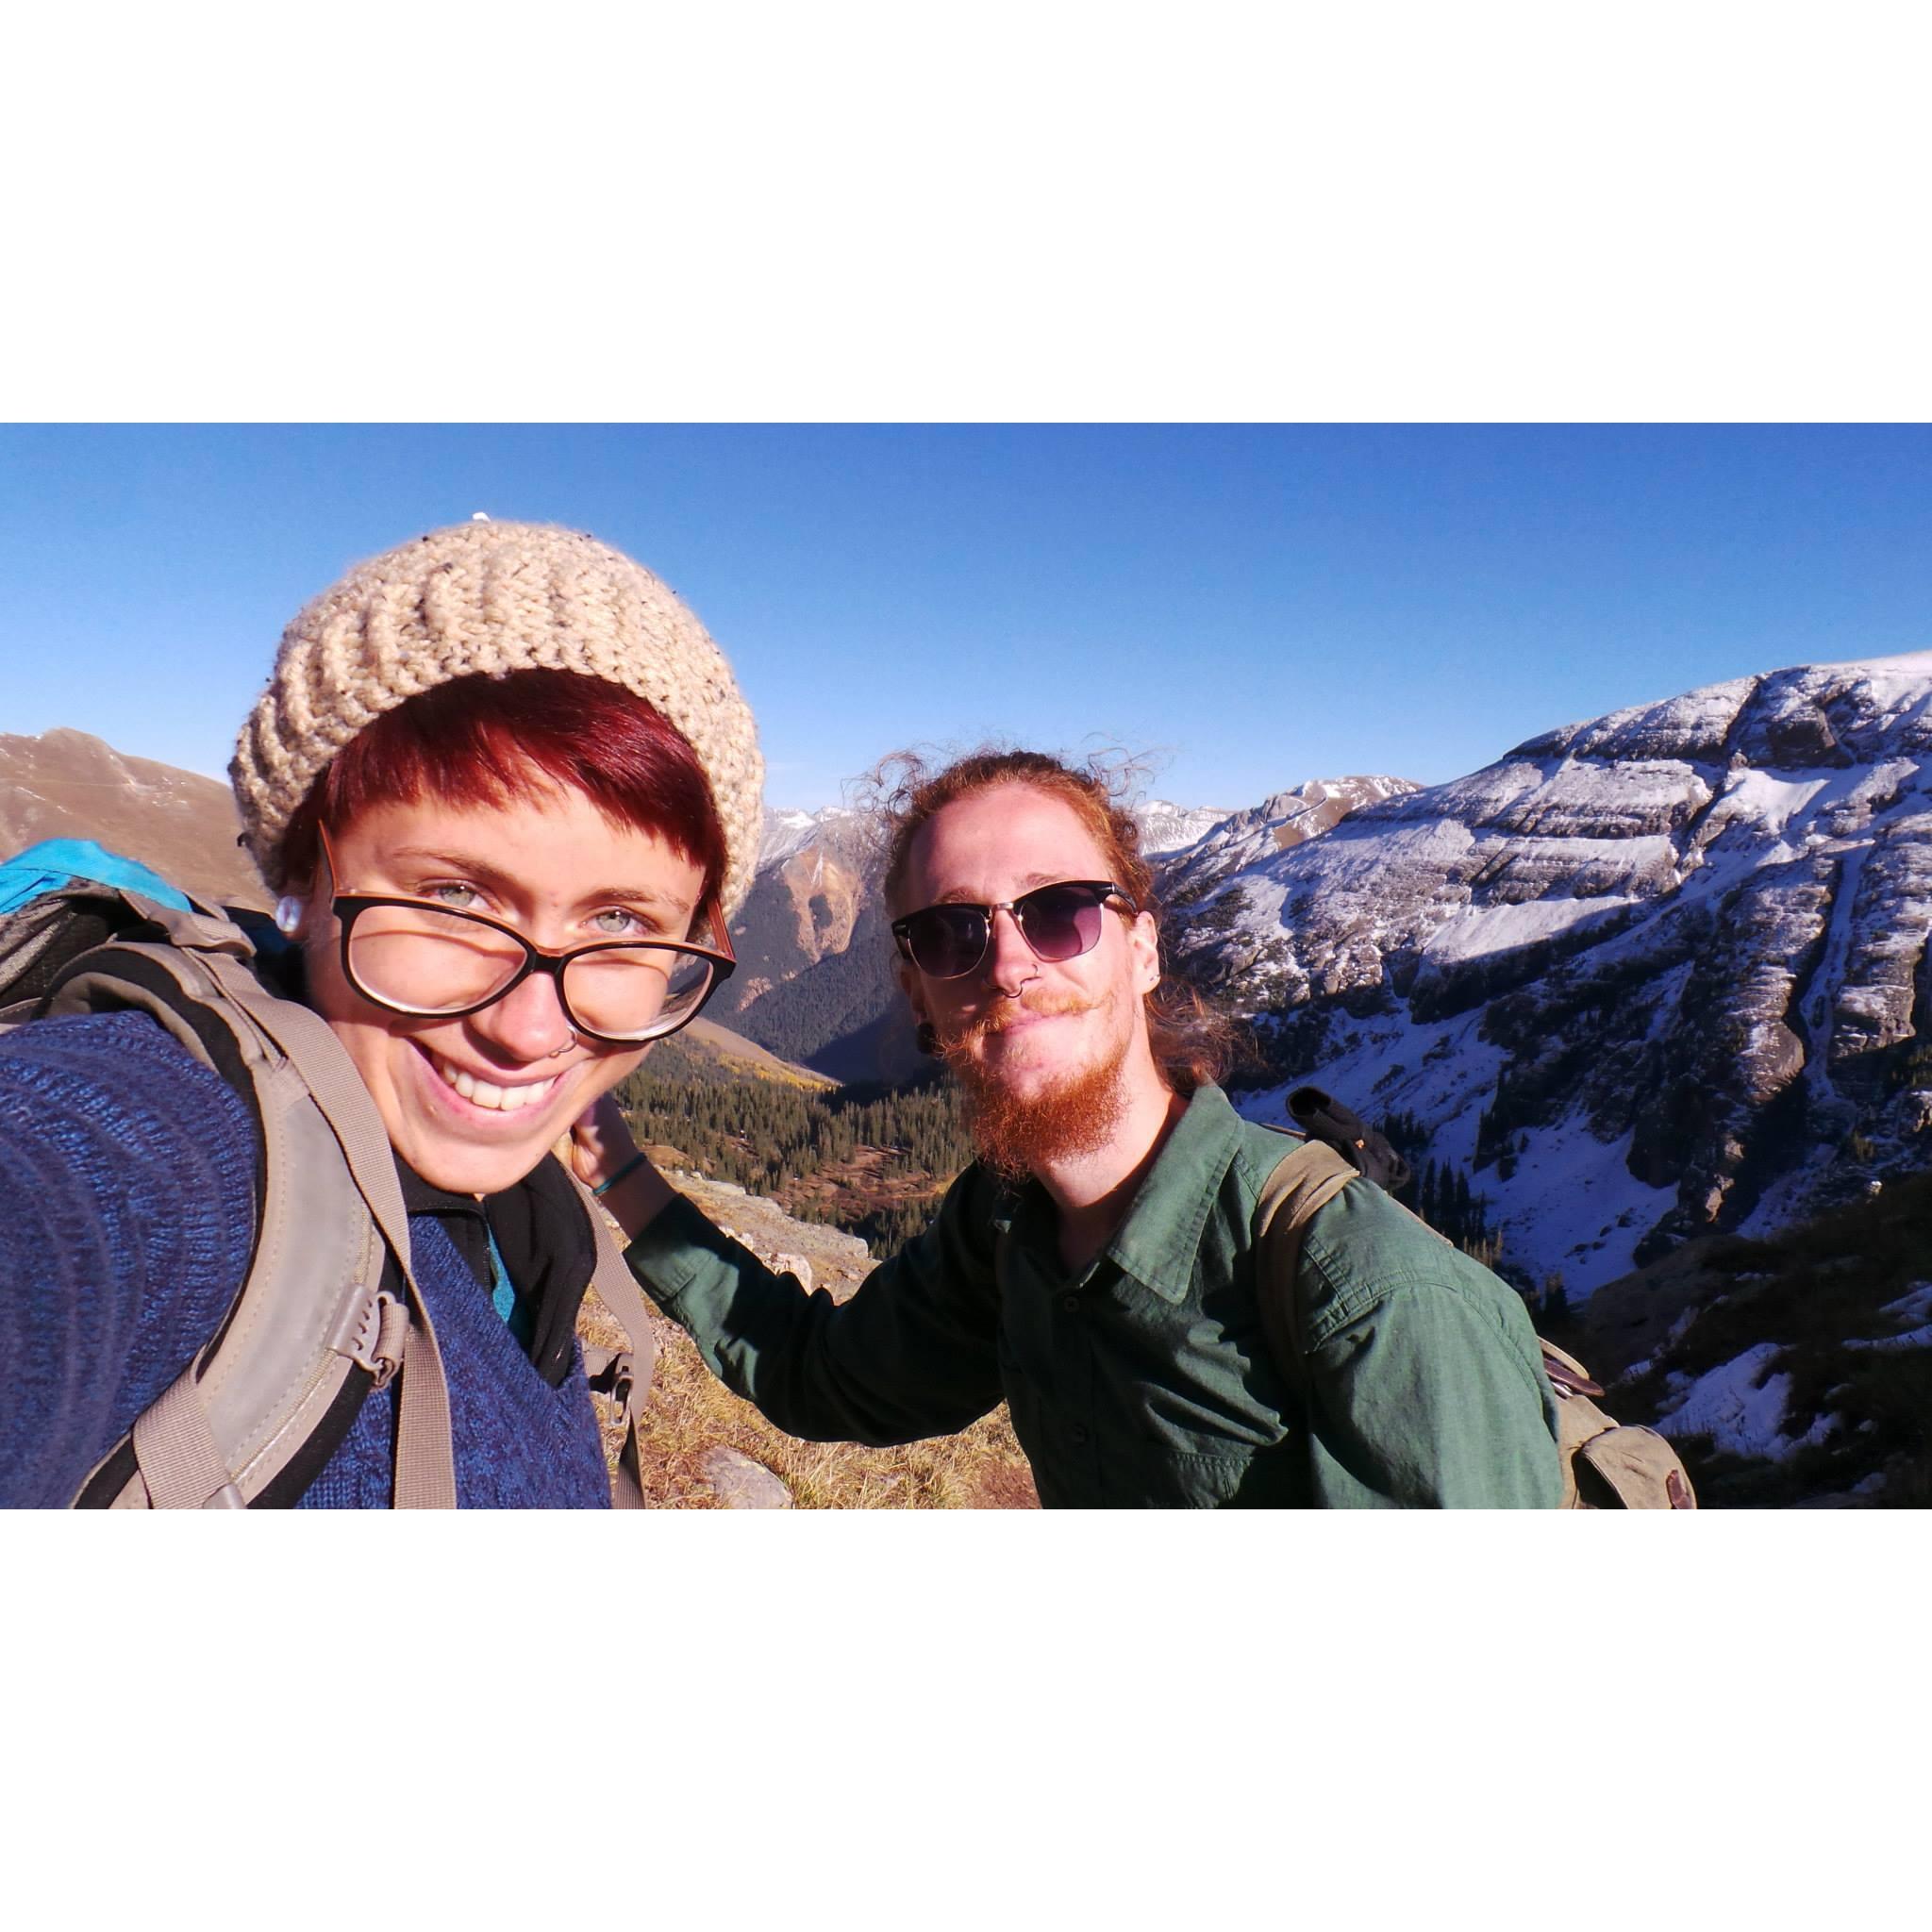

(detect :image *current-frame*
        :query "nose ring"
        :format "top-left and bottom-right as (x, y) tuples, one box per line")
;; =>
(546, 1029), (579, 1060)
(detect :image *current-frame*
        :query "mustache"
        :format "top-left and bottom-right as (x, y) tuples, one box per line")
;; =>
(936, 990), (1108, 1046)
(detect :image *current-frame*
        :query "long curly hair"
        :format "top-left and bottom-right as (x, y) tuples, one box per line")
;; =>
(866, 745), (1235, 1094)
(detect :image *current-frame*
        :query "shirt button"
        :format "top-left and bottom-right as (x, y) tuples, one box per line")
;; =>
(1060, 1292), (1080, 1313)
(1070, 1423), (1091, 1445)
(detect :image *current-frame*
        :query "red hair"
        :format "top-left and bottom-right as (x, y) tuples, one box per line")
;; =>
(279, 669), (728, 921)
(870, 746), (1236, 1094)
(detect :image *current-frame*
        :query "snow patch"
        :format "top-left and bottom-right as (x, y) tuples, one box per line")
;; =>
(1843, 1280), (1932, 1351)
(1420, 893), (1634, 966)
(1655, 1343), (1836, 1461)
(1711, 768), (1830, 836)
(1489, 1118), (1673, 1295)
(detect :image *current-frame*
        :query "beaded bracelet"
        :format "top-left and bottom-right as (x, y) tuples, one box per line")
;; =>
(592, 1151), (650, 1198)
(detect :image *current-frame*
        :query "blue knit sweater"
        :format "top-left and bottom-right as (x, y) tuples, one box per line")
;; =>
(0, 1012), (611, 1508)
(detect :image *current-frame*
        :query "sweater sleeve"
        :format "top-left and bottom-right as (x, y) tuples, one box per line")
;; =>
(0, 1013), (258, 1507)
(624, 1163), (1008, 1445)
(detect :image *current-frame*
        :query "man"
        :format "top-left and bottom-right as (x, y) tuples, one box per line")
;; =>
(577, 749), (1561, 1507)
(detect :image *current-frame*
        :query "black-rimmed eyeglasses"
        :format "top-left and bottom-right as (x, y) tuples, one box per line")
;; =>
(891, 879), (1133, 981)
(317, 826), (735, 1044)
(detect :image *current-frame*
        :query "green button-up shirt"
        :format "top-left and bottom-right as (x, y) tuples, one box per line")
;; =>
(626, 1084), (1561, 1507)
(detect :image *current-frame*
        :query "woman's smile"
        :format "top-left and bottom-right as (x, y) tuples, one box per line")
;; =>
(305, 789), (706, 1194)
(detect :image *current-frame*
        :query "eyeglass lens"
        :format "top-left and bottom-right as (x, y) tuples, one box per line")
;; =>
(347, 903), (714, 1040)
(904, 883), (1110, 978)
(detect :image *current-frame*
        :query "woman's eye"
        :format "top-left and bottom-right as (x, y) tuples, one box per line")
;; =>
(425, 882), (483, 910)
(590, 907), (649, 937)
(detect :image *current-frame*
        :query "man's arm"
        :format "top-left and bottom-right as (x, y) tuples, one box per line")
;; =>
(1294, 1184), (1563, 1508)
(576, 1097), (1006, 1445)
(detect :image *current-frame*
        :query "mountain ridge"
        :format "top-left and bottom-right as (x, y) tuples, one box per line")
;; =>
(0, 727), (269, 909)
(1181, 651), (1932, 1295)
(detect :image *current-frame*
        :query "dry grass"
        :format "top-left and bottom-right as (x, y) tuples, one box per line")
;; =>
(577, 1292), (1039, 1509)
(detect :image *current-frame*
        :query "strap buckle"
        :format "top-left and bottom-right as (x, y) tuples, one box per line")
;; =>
(586, 1348), (637, 1413)
(334, 1288), (409, 1390)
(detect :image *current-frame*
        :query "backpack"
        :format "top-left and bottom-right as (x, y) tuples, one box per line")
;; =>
(1252, 1086), (1696, 1510)
(0, 840), (658, 1509)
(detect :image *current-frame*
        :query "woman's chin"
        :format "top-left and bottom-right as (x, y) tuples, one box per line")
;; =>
(401, 1128), (556, 1197)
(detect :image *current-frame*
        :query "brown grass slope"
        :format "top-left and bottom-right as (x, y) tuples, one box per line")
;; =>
(0, 728), (269, 908)
(579, 1170), (1038, 1508)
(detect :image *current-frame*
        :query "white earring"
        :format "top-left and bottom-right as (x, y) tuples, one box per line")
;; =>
(274, 895), (307, 936)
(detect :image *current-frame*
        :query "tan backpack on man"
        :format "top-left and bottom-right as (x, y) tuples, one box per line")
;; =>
(1252, 1133), (1697, 1509)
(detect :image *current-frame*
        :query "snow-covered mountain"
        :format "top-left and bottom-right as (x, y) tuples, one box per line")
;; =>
(757, 805), (866, 871)
(1161, 776), (1419, 896)
(1191, 654), (1932, 1297)
(1134, 798), (1236, 856)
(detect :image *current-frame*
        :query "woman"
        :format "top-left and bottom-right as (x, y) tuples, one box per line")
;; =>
(0, 520), (762, 1507)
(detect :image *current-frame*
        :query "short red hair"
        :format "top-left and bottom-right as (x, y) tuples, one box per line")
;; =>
(278, 669), (728, 922)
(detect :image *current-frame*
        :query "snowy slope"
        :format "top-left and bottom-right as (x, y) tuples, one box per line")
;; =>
(1134, 798), (1237, 856)
(758, 806), (864, 870)
(1162, 776), (1419, 894)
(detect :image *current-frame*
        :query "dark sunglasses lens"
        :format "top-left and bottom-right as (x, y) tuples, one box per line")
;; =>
(905, 905), (991, 977)
(1014, 884), (1108, 961)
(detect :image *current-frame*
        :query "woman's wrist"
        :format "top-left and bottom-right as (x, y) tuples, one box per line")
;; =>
(588, 1147), (675, 1241)
(592, 1150), (650, 1197)
(571, 1094), (675, 1239)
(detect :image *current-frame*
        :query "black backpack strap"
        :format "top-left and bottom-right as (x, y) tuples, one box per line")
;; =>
(1287, 1084), (1412, 1193)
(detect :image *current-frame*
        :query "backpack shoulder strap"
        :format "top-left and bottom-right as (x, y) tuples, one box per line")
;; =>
(50, 918), (458, 1509)
(570, 1175), (661, 1511)
(1254, 1118), (1698, 1510)
(1250, 1136), (1361, 1389)
(198, 951), (458, 1510)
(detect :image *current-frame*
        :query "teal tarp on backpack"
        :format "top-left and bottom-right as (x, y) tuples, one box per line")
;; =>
(0, 840), (195, 916)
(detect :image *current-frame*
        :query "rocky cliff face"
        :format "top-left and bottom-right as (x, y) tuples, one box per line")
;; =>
(1135, 797), (1237, 856)
(712, 808), (875, 1026)
(1191, 654), (1932, 1293)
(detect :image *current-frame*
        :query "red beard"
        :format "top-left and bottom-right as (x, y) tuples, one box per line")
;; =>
(934, 990), (1130, 1180)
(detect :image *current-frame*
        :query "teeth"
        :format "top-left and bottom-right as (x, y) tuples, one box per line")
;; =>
(435, 1056), (558, 1113)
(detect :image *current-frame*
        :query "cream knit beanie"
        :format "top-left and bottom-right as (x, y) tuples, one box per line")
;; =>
(231, 522), (764, 915)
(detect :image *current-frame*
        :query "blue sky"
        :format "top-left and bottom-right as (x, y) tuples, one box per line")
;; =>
(5, 424), (1930, 814)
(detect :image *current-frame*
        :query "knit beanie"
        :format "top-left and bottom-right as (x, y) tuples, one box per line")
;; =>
(231, 522), (764, 915)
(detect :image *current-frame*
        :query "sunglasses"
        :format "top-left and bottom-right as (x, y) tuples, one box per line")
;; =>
(891, 879), (1133, 980)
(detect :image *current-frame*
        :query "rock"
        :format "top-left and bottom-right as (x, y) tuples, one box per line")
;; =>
(672, 1172), (877, 1302)
(769, 1252), (813, 1292)
(698, 1446), (792, 1508)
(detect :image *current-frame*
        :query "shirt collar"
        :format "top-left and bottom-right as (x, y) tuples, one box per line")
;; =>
(1099, 1082), (1245, 1304)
